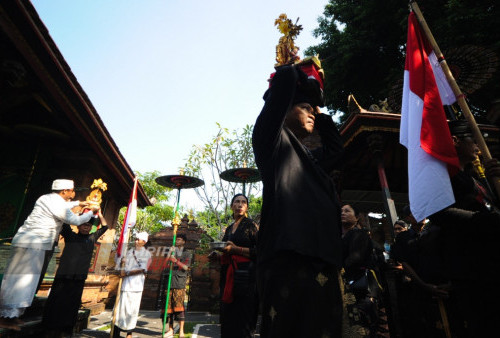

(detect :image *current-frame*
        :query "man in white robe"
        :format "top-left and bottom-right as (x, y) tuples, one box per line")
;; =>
(113, 232), (152, 338)
(0, 179), (98, 331)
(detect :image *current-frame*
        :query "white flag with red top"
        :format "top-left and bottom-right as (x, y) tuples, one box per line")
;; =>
(116, 176), (138, 258)
(399, 12), (460, 222)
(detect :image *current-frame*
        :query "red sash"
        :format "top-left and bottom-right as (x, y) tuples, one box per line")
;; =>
(221, 254), (250, 303)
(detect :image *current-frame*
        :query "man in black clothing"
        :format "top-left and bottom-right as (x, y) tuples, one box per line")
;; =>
(429, 120), (500, 337)
(42, 211), (111, 337)
(253, 64), (343, 337)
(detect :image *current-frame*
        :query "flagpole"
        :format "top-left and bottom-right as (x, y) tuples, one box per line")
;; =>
(437, 298), (452, 338)
(410, 1), (500, 200)
(110, 176), (139, 337)
(162, 188), (182, 337)
(110, 226), (130, 337)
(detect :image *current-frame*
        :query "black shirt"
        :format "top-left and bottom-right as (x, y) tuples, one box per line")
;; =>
(222, 217), (258, 259)
(170, 249), (192, 289)
(220, 217), (258, 293)
(342, 228), (375, 281)
(252, 65), (343, 267)
(55, 224), (108, 280)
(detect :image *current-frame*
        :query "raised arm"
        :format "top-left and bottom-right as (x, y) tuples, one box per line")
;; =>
(252, 65), (298, 162)
(51, 200), (96, 226)
(97, 210), (114, 229)
(59, 223), (74, 238)
(311, 113), (344, 172)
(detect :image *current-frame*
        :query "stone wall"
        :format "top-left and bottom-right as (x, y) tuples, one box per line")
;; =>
(189, 253), (221, 313)
(105, 215), (220, 313)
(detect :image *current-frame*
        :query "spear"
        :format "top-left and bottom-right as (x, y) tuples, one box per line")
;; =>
(410, 1), (500, 201)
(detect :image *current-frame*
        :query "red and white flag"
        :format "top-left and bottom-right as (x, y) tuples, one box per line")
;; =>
(116, 176), (138, 258)
(400, 12), (460, 222)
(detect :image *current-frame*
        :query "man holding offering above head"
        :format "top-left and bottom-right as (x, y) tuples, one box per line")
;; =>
(0, 179), (98, 331)
(252, 59), (344, 337)
(42, 210), (112, 337)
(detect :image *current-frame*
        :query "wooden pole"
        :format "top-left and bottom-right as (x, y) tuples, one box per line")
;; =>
(410, 1), (500, 201)
(109, 175), (138, 337)
(437, 299), (452, 338)
(110, 227), (130, 337)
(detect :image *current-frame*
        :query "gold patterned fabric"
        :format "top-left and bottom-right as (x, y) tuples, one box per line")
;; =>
(340, 269), (390, 337)
(166, 289), (185, 314)
(258, 252), (342, 337)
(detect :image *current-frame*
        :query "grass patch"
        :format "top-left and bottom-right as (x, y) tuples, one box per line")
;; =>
(169, 321), (204, 337)
(97, 324), (111, 331)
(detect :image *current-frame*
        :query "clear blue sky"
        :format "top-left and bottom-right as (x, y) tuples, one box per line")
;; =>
(31, 0), (329, 209)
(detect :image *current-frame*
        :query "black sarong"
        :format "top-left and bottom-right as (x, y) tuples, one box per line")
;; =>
(42, 278), (85, 332)
(258, 252), (342, 338)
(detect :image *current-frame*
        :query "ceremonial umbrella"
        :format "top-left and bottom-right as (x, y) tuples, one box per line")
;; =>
(155, 174), (204, 337)
(219, 167), (261, 196)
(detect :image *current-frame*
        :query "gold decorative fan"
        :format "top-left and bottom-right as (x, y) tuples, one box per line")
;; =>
(388, 45), (498, 113)
(446, 45), (498, 95)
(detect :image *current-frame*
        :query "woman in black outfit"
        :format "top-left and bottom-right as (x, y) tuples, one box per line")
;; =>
(219, 193), (258, 337)
(341, 203), (385, 337)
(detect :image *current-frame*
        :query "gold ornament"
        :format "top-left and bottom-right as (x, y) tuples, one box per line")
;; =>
(86, 178), (108, 207)
(472, 154), (486, 179)
(274, 14), (303, 67)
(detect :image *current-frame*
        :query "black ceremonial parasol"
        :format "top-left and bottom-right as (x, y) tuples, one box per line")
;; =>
(155, 174), (203, 337)
(220, 167), (261, 196)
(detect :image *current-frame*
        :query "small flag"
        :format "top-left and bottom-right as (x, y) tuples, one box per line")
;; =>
(399, 12), (460, 222)
(116, 176), (138, 258)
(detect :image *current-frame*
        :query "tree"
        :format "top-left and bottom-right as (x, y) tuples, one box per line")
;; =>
(115, 171), (174, 237)
(306, 0), (500, 122)
(194, 195), (263, 240)
(182, 123), (262, 238)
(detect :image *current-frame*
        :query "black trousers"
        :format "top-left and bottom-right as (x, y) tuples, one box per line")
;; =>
(112, 326), (133, 338)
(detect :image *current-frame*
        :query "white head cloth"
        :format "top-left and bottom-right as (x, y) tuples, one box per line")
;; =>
(136, 232), (149, 242)
(52, 179), (74, 190)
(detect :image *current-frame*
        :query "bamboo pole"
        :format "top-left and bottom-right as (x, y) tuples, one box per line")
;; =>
(437, 299), (452, 338)
(411, 1), (500, 201)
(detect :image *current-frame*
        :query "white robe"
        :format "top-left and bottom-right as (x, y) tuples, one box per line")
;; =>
(114, 247), (151, 330)
(115, 291), (143, 330)
(0, 247), (45, 317)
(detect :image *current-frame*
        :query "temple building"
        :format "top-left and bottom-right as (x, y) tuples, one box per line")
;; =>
(0, 0), (151, 315)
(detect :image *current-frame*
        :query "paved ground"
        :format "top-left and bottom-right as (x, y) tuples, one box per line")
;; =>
(76, 310), (223, 338)
(0, 309), (257, 337)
